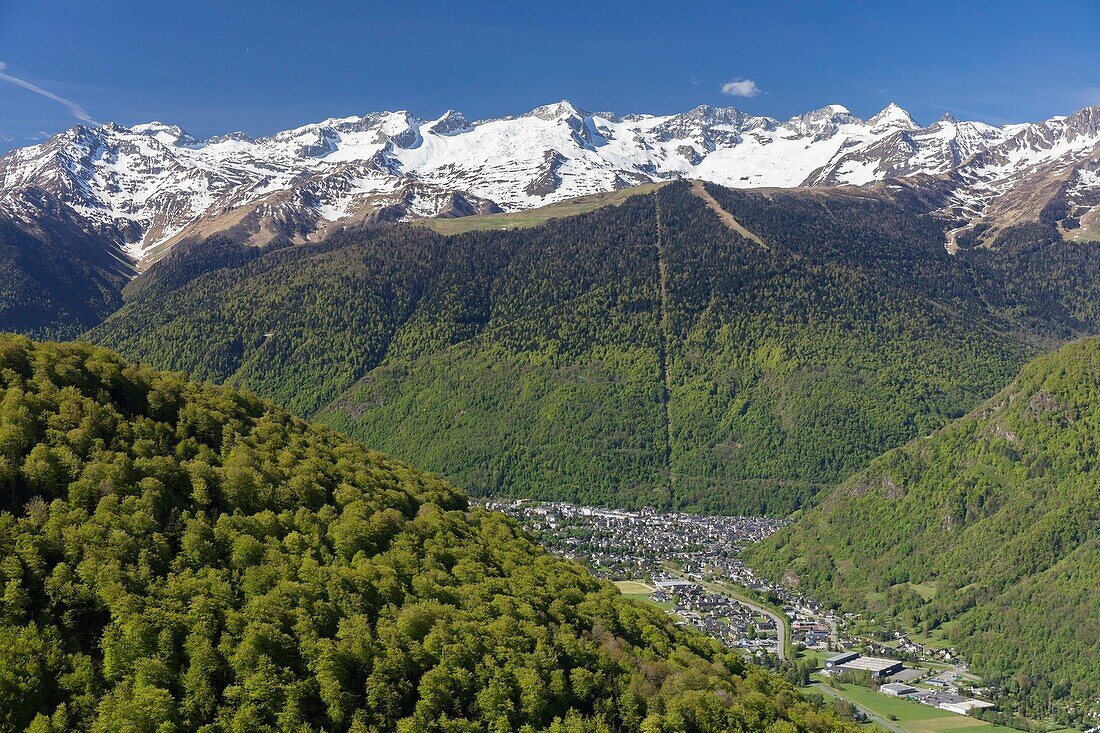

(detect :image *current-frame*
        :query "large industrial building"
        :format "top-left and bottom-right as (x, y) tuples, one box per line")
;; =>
(824, 652), (904, 678)
(824, 652), (858, 668)
(881, 683), (918, 697)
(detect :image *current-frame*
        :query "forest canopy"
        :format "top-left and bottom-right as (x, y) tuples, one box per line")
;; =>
(0, 335), (854, 733)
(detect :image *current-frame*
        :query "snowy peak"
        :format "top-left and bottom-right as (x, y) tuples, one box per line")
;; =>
(2, 100), (1098, 269)
(130, 122), (197, 147)
(868, 103), (917, 133)
(796, 103), (854, 118)
(786, 104), (861, 137)
(676, 105), (749, 125)
(425, 110), (471, 136)
(524, 100), (590, 121)
(938, 106), (1100, 246)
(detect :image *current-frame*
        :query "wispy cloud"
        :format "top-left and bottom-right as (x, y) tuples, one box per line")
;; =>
(0, 131), (12, 142)
(720, 78), (761, 98)
(1084, 86), (1100, 106)
(0, 60), (98, 125)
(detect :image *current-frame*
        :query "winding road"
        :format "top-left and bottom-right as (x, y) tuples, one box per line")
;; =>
(702, 579), (790, 661)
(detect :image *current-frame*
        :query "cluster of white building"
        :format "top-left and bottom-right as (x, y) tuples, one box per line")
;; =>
(826, 653), (994, 715)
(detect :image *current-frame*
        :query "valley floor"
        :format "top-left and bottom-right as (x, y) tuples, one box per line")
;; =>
(488, 498), (1086, 733)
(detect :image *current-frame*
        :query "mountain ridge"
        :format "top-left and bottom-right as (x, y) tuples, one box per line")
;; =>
(2, 100), (1097, 272)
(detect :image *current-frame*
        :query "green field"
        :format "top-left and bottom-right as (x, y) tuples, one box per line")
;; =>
(795, 648), (835, 667)
(812, 680), (1017, 733)
(416, 182), (667, 234)
(613, 580), (678, 612)
(613, 580), (656, 595)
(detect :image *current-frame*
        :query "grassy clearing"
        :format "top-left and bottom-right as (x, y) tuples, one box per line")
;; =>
(1062, 208), (1100, 243)
(817, 681), (956, 722)
(416, 182), (668, 235)
(864, 589), (889, 610)
(909, 582), (938, 601)
(613, 580), (655, 595)
(906, 620), (959, 652)
(796, 648), (835, 667)
(1064, 227), (1100, 243)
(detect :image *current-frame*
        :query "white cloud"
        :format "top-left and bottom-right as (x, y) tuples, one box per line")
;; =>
(0, 60), (98, 125)
(720, 78), (761, 98)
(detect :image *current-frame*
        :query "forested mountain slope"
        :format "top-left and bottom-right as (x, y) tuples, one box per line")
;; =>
(745, 338), (1100, 723)
(0, 335), (857, 733)
(87, 182), (1100, 514)
(0, 208), (134, 340)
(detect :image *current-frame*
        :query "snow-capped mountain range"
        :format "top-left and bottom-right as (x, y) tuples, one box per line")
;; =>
(1, 100), (1098, 269)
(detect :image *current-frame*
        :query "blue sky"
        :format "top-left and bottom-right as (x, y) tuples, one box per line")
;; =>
(1, 0), (1098, 152)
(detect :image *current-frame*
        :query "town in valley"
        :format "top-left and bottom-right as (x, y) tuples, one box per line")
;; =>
(485, 499), (1012, 726)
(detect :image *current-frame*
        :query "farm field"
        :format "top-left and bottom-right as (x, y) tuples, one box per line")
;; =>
(612, 580), (678, 612)
(612, 580), (655, 595)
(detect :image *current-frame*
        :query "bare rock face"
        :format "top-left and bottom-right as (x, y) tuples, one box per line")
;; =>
(676, 144), (704, 166)
(1, 100), (1097, 272)
(524, 150), (566, 197)
(435, 191), (502, 219)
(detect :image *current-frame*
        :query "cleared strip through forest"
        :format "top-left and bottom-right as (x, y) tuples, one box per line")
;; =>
(653, 192), (674, 496)
(690, 180), (768, 248)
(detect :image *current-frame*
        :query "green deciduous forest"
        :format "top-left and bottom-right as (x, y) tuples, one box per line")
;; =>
(745, 337), (1100, 725)
(0, 335), (860, 733)
(86, 182), (1100, 515)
